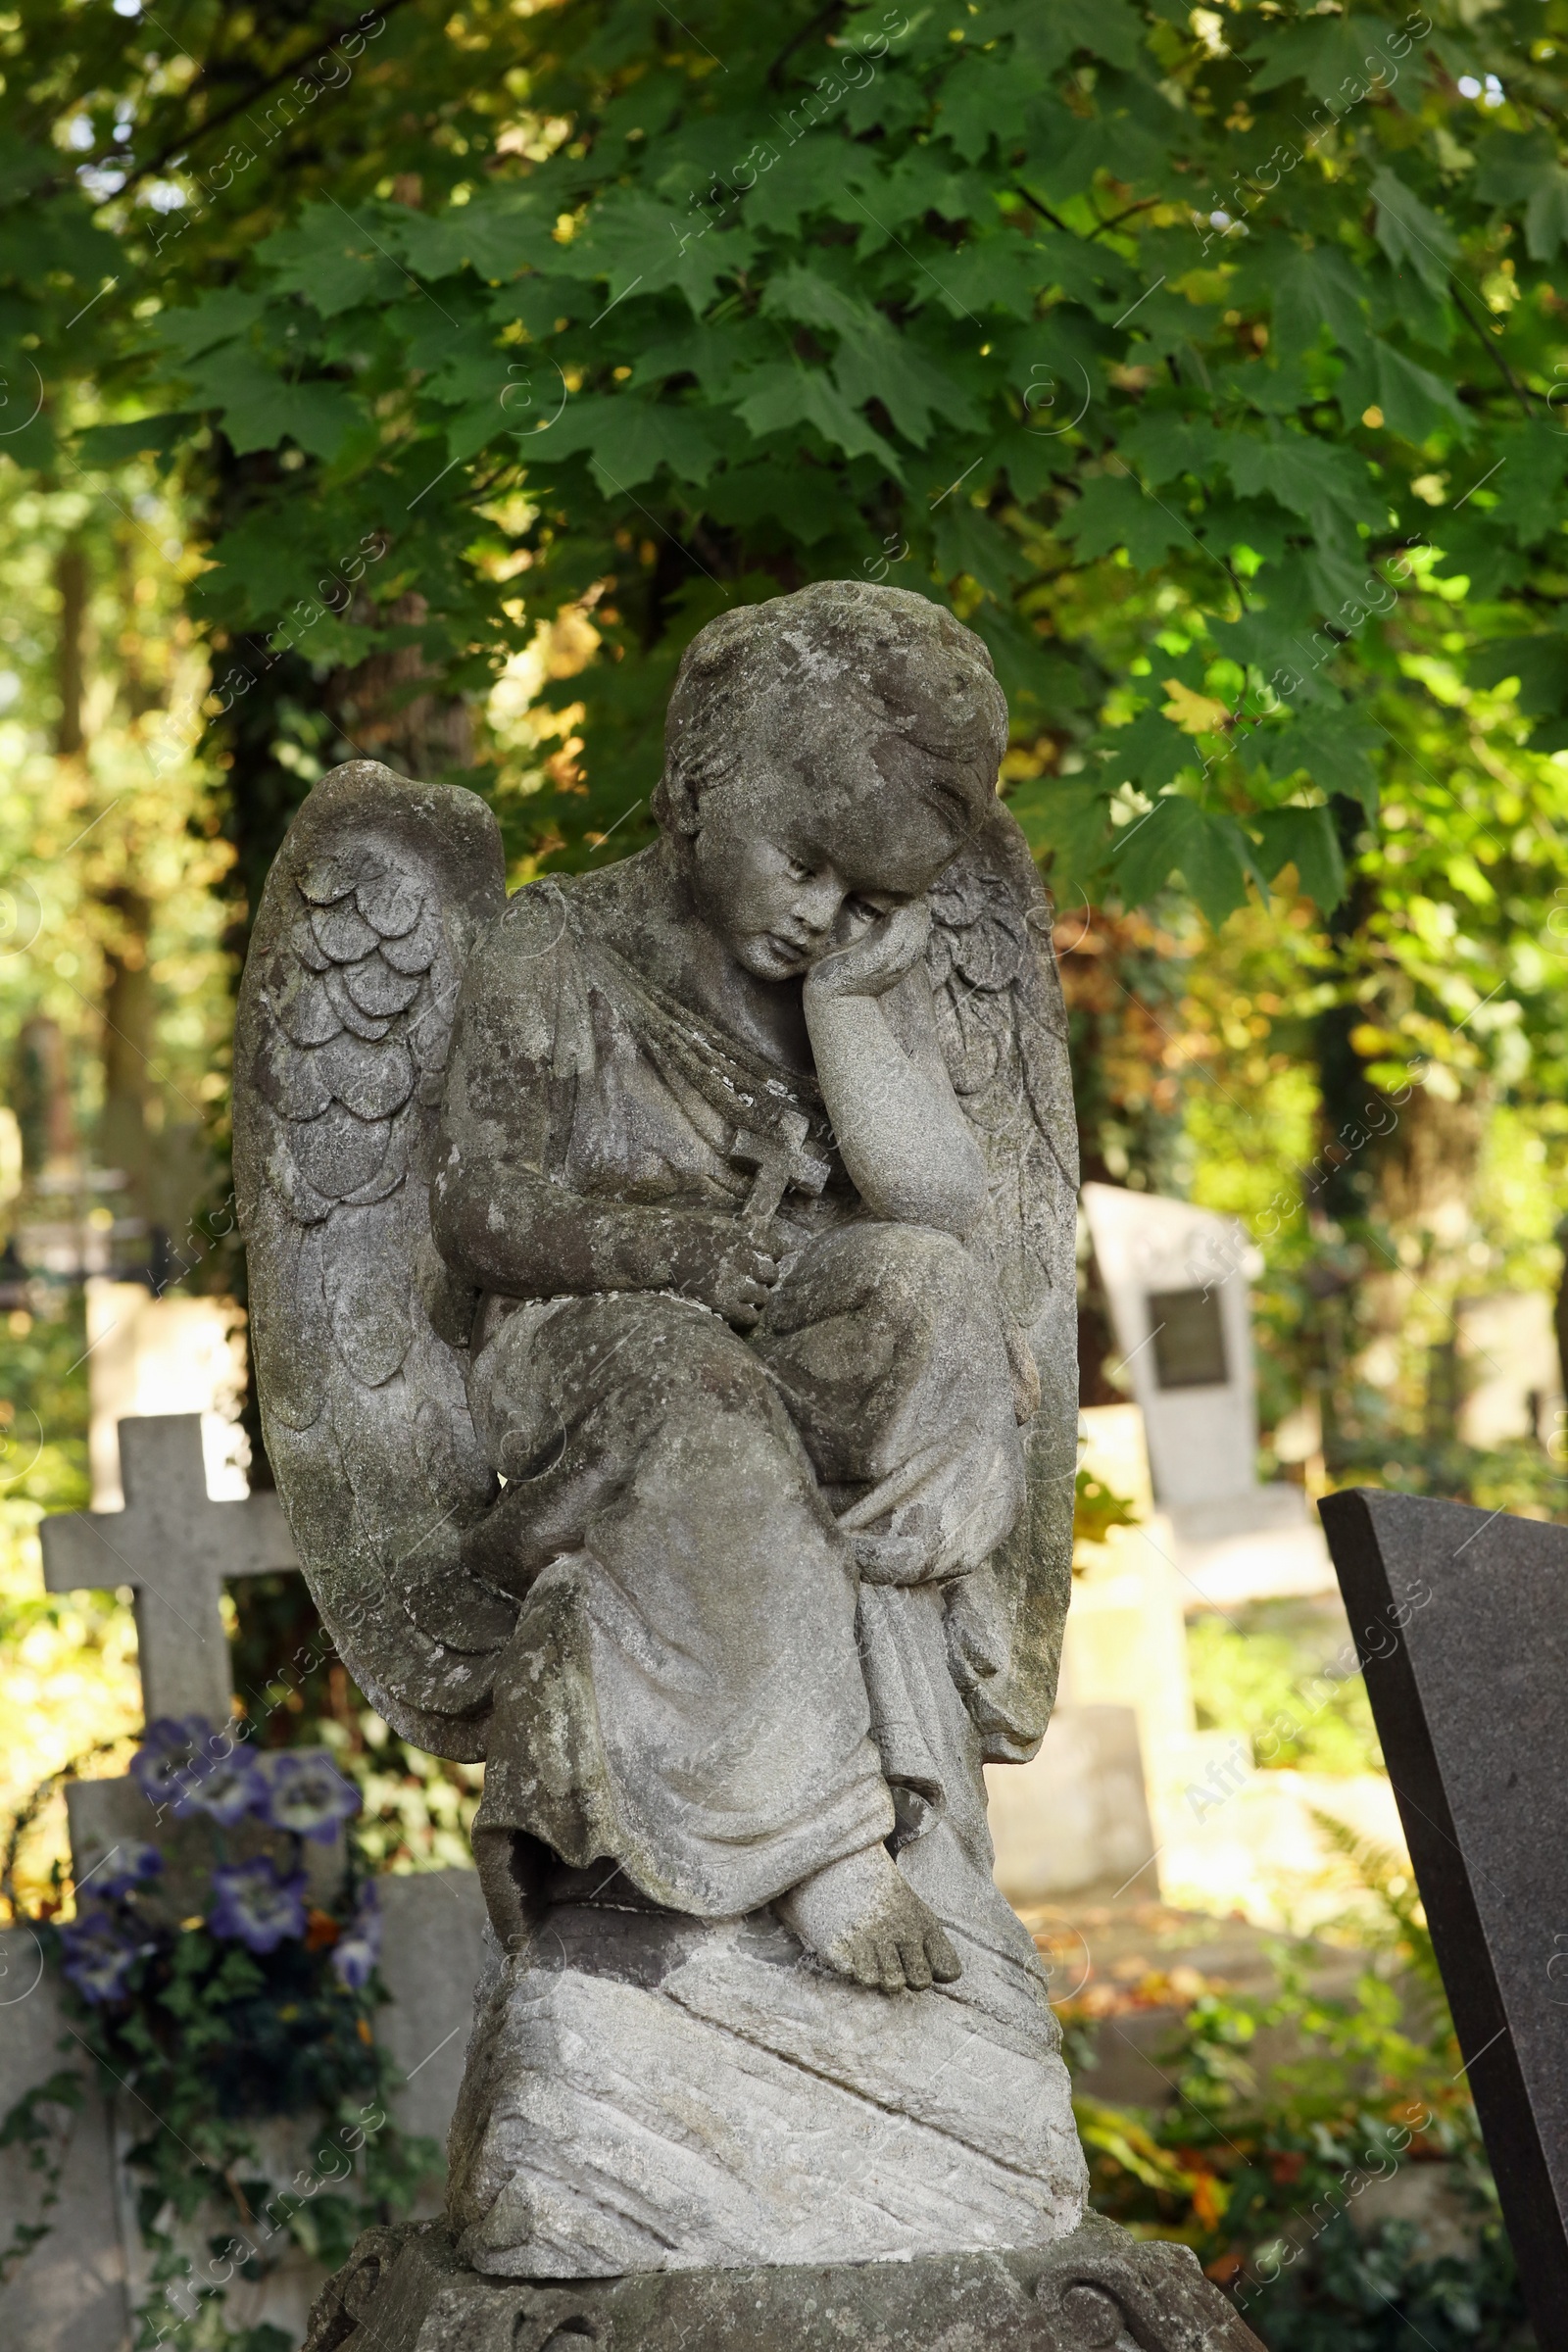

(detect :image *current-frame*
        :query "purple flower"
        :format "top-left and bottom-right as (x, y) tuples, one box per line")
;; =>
(61, 1908), (146, 2004)
(129, 1716), (213, 1810)
(172, 1737), (268, 1828)
(92, 1840), (163, 1899)
(259, 1753), (361, 1844)
(209, 1858), (308, 1954)
(330, 1884), (382, 1992)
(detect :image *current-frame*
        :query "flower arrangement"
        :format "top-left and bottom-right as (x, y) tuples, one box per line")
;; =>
(60, 1718), (375, 2012)
(2, 1719), (437, 2351)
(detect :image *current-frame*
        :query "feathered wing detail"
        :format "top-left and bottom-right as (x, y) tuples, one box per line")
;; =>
(926, 801), (1081, 1766)
(234, 761), (513, 1761)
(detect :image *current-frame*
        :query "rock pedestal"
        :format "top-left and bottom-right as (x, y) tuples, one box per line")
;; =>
(304, 2215), (1264, 2352)
(445, 1899), (1085, 2277)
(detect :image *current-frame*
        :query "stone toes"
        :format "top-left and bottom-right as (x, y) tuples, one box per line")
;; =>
(849, 1936), (885, 1989)
(898, 1936), (933, 1990)
(925, 1927), (962, 1983)
(878, 1940), (907, 1993)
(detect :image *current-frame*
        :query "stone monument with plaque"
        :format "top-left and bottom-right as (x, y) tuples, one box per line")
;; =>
(232, 583), (1259, 2348)
(1083, 1182), (1332, 1610)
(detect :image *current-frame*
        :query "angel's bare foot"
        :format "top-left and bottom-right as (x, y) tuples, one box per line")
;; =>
(775, 1845), (961, 1992)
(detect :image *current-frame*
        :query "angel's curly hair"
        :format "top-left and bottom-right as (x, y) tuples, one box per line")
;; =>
(653, 581), (1008, 839)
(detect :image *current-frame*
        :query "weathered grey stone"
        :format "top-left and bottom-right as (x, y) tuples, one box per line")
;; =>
(375, 1869), (492, 2155)
(445, 1905), (1084, 2276)
(234, 582), (1107, 2295)
(0, 1927), (124, 2352)
(1320, 1488), (1568, 2350)
(303, 2215), (1264, 2352)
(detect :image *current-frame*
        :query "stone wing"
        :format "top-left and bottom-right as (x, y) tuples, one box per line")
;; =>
(925, 801), (1080, 1765)
(233, 760), (514, 1760)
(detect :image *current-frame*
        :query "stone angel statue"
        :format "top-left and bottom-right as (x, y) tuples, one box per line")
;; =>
(235, 581), (1091, 2277)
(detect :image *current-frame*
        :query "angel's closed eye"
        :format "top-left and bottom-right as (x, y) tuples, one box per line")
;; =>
(782, 853), (815, 882)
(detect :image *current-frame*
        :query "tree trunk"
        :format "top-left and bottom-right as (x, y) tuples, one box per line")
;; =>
(323, 590), (473, 780)
(54, 541), (86, 757)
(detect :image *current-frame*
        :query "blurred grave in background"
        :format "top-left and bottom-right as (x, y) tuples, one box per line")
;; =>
(82, 1279), (247, 1508)
(1082, 1180), (1334, 1610)
(1456, 1288), (1563, 1449)
(3, 1412), (486, 2352)
(991, 1187), (1410, 1932)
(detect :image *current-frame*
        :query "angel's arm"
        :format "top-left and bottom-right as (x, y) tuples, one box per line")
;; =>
(432, 1141), (771, 1313)
(804, 905), (987, 1239)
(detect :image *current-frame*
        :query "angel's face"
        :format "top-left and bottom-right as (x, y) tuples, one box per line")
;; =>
(688, 735), (966, 984)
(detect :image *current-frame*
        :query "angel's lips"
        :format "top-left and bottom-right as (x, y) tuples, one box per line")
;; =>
(752, 930), (815, 973)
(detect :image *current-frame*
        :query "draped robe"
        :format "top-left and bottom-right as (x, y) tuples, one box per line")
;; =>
(437, 877), (1035, 1922)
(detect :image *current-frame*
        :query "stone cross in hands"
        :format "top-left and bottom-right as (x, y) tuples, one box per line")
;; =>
(731, 1108), (830, 1238)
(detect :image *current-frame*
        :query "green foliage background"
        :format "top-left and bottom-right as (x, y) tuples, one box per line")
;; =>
(2, 0), (1567, 945)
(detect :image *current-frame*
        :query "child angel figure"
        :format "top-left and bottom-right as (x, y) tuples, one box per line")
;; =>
(432, 581), (1065, 1994)
(237, 579), (1075, 2016)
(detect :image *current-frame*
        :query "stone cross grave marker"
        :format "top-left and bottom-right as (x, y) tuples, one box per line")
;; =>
(1320, 1487), (1568, 2348)
(41, 1411), (300, 1727)
(38, 1411), (338, 1904)
(16, 1410), (489, 2352)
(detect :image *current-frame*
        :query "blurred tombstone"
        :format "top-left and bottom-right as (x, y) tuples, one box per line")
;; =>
(986, 1705), (1157, 1909)
(82, 1279), (248, 1509)
(1082, 1181), (1334, 1609)
(10, 1414), (488, 2352)
(986, 1409), (1174, 1910)
(41, 1413), (298, 1727)
(1456, 1292), (1562, 1449)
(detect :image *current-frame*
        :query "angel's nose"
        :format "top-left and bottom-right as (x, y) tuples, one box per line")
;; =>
(790, 875), (842, 936)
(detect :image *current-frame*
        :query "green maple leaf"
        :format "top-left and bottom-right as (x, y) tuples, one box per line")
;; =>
(180, 344), (359, 459)
(1059, 473), (1195, 570)
(1222, 427), (1362, 519)
(394, 191), (554, 281)
(1264, 709), (1381, 817)
(1265, 246), (1370, 364)
(253, 206), (407, 317)
(1246, 15), (1400, 101)
(733, 361), (900, 469)
(571, 194), (756, 317)
(1340, 339), (1469, 444)
(1112, 796), (1254, 925)
(1116, 414), (1227, 486)
(532, 392), (719, 495)
(1251, 805), (1347, 909)
(145, 289), (270, 364)
(1370, 169), (1457, 301)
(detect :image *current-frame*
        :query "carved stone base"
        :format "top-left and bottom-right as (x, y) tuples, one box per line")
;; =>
(443, 1896), (1086, 2275)
(304, 2217), (1267, 2352)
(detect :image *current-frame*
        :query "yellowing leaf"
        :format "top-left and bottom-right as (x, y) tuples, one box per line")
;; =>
(1160, 678), (1231, 736)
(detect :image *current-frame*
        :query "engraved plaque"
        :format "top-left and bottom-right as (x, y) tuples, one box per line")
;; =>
(1146, 1286), (1228, 1390)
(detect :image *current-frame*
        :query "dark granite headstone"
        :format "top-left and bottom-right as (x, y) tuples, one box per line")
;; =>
(1319, 1488), (1568, 2346)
